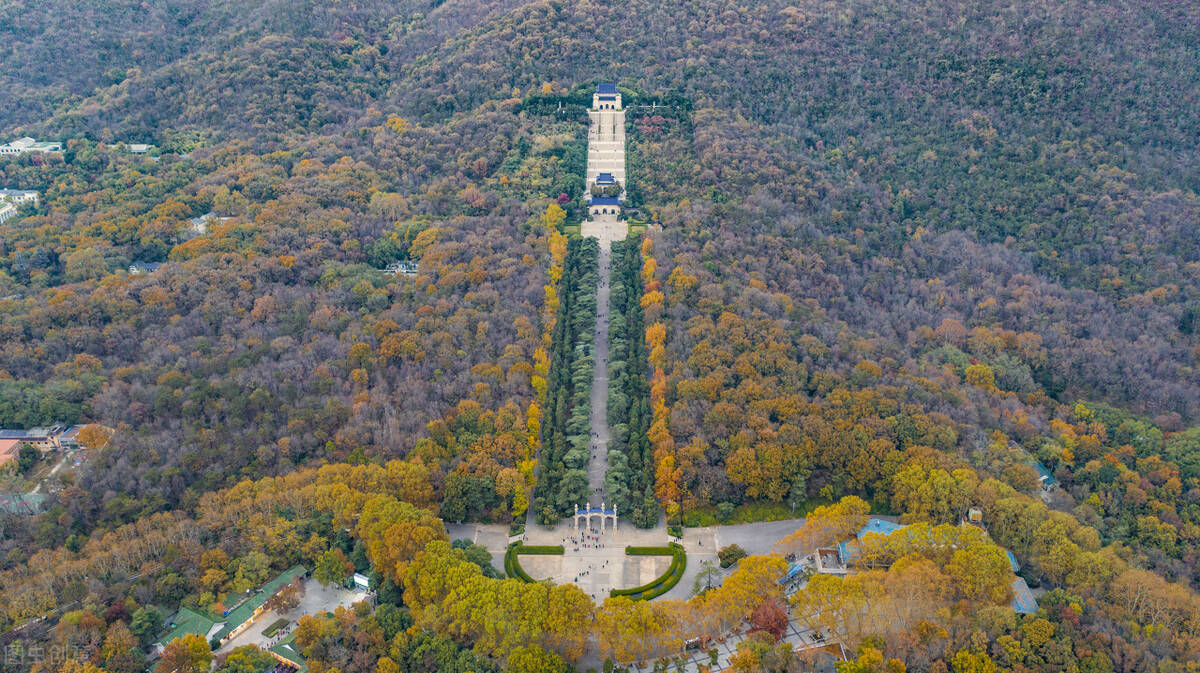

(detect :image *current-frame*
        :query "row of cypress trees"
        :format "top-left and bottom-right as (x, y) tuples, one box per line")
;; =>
(533, 236), (600, 525)
(604, 237), (660, 528)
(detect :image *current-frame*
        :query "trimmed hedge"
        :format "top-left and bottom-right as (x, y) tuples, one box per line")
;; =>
(519, 545), (566, 554)
(611, 543), (687, 600)
(504, 543), (564, 583)
(626, 545), (676, 555)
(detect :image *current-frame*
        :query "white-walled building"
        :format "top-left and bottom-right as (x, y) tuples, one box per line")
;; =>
(0, 190), (38, 224)
(0, 189), (39, 206)
(0, 138), (63, 155)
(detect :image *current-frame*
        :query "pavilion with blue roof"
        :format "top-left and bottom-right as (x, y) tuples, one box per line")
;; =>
(589, 196), (621, 215)
(592, 83), (622, 110)
(1011, 577), (1039, 614)
(837, 518), (906, 565)
(1033, 460), (1058, 491)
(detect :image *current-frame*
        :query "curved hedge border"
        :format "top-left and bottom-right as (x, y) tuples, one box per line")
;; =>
(611, 542), (687, 600)
(504, 543), (565, 583)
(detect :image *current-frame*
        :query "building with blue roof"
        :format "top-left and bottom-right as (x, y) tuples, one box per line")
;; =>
(1032, 461), (1058, 491)
(857, 519), (905, 539)
(834, 518), (906, 566)
(593, 84), (622, 110)
(583, 81), (627, 238)
(1011, 577), (1039, 614)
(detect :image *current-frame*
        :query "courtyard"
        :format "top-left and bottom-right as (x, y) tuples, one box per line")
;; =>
(215, 578), (369, 657)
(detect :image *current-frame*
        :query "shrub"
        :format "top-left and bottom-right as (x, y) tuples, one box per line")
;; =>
(261, 618), (289, 638)
(718, 544), (747, 568)
(716, 502), (736, 523)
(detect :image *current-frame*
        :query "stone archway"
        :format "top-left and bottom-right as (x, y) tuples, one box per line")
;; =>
(573, 502), (618, 531)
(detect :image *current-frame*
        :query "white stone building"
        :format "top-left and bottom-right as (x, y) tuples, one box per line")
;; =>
(0, 138), (63, 155)
(0, 189), (39, 206)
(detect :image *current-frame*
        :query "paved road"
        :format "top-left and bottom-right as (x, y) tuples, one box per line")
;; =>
(714, 518), (811, 556)
(586, 243), (613, 503)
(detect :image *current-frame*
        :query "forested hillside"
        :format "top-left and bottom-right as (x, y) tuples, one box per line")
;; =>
(1, 0), (1199, 671)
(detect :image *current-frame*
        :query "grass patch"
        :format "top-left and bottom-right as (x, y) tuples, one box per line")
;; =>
(262, 618), (289, 638)
(611, 543), (686, 600)
(504, 543), (564, 583)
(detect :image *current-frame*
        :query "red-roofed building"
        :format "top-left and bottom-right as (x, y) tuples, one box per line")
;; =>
(0, 439), (21, 469)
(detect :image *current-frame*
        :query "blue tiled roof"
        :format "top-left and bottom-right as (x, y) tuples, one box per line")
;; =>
(597, 83), (618, 94)
(590, 196), (621, 206)
(857, 519), (904, 539)
(837, 540), (857, 563)
(1006, 549), (1021, 573)
(1033, 460), (1058, 486)
(1011, 577), (1038, 614)
(596, 172), (615, 183)
(779, 562), (807, 584)
(597, 95), (616, 101)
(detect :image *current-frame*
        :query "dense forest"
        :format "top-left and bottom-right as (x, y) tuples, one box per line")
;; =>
(1, 0), (1199, 671)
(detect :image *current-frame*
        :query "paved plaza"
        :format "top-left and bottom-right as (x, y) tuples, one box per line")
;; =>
(447, 516), (811, 603)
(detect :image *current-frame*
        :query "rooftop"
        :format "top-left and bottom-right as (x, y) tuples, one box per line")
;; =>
(590, 196), (621, 206)
(269, 632), (308, 673)
(597, 83), (618, 94)
(836, 519), (906, 564)
(1011, 577), (1039, 614)
(1, 137), (62, 151)
(0, 439), (20, 465)
(596, 172), (616, 184)
(0, 493), (46, 515)
(59, 425), (86, 442)
(155, 607), (217, 648)
(211, 565), (307, 642)
(130, 261), (164, 274)
(857, 518), (905, 540)
(0, 426), (64, 440)
(1033, 460), (1058, 486)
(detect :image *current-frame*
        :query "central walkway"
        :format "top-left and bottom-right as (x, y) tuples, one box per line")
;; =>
(586, 244), (613, 501)
(581, 83), (627, 501)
